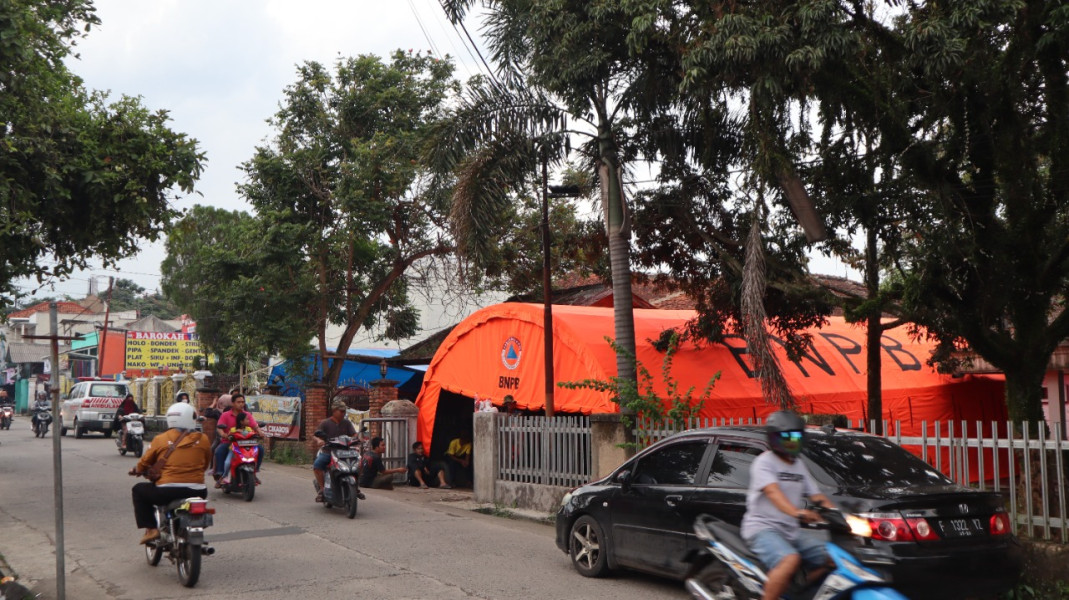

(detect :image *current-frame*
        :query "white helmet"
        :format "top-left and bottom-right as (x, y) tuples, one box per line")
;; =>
(166, 402), (196, 430)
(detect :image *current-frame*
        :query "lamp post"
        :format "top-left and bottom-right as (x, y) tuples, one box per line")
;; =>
(541, 152), (581, 418)
(379, 358), (388, 379)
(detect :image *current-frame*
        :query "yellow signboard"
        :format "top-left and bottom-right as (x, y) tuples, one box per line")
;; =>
(124, 331), (202, 371)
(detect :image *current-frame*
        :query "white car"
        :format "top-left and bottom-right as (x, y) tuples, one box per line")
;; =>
(61, 380), (131, 438)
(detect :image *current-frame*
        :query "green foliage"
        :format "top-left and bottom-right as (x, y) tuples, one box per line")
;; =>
(267, 442), (313, 466)
(0, 0), (204, 310)
(161, 206), (316, 370)
(1001, 580), (1069, 600)
(558, 332), (720, 431)
(106, 278), (180, 319)
(234, 51), (460, 388)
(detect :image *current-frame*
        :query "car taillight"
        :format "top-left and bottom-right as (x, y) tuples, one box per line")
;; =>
(862, 514), (940, 542)
(188, 501), (214, 515)
(990, 512), (1011, 535)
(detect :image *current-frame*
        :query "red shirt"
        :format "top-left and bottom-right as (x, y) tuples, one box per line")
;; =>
(217, 410), (258, 431)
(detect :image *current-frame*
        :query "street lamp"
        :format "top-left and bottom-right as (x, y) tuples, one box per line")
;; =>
(541, 151), (581, 418)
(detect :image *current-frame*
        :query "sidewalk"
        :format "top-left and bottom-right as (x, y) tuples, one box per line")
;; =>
(268, 461), (557, 524)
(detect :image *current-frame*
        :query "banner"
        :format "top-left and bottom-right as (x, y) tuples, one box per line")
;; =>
(246, 394), (302, 439)
(124, 331), (202, 371)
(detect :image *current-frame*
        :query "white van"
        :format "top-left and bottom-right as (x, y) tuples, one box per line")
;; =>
(61, 380), (131, 438)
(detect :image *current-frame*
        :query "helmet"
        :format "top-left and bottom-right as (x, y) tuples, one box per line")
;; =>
(175, 391), (190, 403)
(766, 411), (806, 457)
(166, 402), (197, 430)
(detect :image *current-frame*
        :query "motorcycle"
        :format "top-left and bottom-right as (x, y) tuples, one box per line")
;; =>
(684, 507), (909, 600)
(218, 429), (260, 502)
(143, 495), (216, 587)
(32, 404), (52, 438)
(312, 432), (365, 519)
(0, 404), (13, 430)
(117, 414), (145, 457)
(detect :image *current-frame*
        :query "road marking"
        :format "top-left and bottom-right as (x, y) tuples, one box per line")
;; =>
(210, 526), (305, 542)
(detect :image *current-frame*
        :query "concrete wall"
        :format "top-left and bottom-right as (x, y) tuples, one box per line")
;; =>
(473, 412), (635, 514)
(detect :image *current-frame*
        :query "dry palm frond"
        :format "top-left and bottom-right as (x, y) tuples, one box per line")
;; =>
(741, 200), (794, 410)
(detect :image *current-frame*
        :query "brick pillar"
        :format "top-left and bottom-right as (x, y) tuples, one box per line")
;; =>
(304, 383), (330, 454)
(368, 379), (398, 438)
(196, 388), (221, 413)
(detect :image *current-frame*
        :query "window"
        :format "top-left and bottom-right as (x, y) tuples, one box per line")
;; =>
(89, 383), (127, 398)
(707, 443), (762, 487)
(631, 441), (708, 486)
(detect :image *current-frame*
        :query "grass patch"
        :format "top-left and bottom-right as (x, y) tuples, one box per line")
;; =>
(473, 502), (556, 525)
(267, 442), (313, 465)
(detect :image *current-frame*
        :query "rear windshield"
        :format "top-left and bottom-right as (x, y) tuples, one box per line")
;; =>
(803, 433), (952, 488)
(88, 384), (127, 398)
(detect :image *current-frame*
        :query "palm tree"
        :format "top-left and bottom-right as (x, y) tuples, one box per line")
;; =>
(436, 0), (680, 390)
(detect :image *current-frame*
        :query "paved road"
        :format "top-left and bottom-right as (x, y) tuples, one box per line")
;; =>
(0, 420), (688, 599)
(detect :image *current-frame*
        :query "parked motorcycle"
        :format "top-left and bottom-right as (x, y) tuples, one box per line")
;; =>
(116, 414), (145, 457)
(143, 496), (216, 587)
(32, 404), (52, 438)
(312, 432), (365, 519)
(684, 507), (909, 600)
(0, 404), (13, 430)
(218, 430), (260, 502)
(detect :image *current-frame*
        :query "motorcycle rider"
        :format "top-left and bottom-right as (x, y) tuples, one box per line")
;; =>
(740, 411), (835, 600)
(212, 393), (263, 485)
(114, 393), (141, 447)
(129, 403), (211, 544)
(30, 392), (50, 432)
(312, 401), (364, 502)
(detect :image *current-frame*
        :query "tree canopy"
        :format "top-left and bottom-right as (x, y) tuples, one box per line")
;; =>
(235, 51), (461, 390)
(1, 0), (204, 310)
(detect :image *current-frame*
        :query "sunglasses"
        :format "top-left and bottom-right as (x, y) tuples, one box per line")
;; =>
(778, 431), (803, 441)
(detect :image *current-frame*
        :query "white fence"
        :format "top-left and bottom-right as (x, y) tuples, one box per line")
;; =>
(497, 415), (592, 488)
(635, 417), (1069, 542)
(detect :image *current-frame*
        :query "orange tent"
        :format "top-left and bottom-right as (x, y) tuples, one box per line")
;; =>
(415, 303), (1006, 451)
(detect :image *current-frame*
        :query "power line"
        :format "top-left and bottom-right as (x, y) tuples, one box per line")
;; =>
(407, 0), (444, 58)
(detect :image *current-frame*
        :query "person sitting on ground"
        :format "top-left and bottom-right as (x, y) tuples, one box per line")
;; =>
(213, 393), (264, 485)
(312, 400), (365, 502)
(443, 431), (473, 487)
(741, 411), (836, 600)
(114, 393), (141, 445)
(358, 437), (406, 490)
(406, 441), (450, 489)
(129, 403), (211, 545)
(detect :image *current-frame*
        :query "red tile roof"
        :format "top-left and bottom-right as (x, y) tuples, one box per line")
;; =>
(8, 301), (94, 319)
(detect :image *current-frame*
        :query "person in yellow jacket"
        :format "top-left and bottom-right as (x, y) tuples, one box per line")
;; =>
(129, 403), (211, 544)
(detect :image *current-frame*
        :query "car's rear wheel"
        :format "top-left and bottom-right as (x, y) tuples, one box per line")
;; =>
(74, 419), (84, 438)
(569, 515), (610, 577)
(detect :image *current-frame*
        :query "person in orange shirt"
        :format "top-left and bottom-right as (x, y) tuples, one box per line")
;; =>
(129, 403), (211, 544)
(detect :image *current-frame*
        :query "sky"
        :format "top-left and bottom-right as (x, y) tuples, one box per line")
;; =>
(18, 0), (858, 303)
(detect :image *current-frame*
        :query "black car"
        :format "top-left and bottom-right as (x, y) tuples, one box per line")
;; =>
(555, 426), (1021, 599)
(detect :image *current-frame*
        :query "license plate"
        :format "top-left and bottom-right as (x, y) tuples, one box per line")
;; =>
(101, 422), (111, 429)
(334, 450), (359, 459)
(236, 440), (258, 447)
(938, 517), (985, 538)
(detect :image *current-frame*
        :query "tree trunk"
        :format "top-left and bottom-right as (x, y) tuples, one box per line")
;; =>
(865, 226), (883, 434)
(1004, 361), (1048, 427)
(598, 129), (637, 395)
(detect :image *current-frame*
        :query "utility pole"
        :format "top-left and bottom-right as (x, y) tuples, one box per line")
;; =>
(24, 303), (83, 600)
(541, 154), (556, 418)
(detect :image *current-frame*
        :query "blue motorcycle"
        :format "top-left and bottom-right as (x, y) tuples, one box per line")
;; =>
(684, 508), (908, 600)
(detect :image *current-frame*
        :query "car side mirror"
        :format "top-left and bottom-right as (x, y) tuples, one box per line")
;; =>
(616, 469), (632, 491)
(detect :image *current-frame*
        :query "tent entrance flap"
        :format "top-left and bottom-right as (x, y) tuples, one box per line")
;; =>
(430, 391), (474, 461)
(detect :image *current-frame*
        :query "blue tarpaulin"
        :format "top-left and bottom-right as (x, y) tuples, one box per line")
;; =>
(267, 348), (425, 399)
